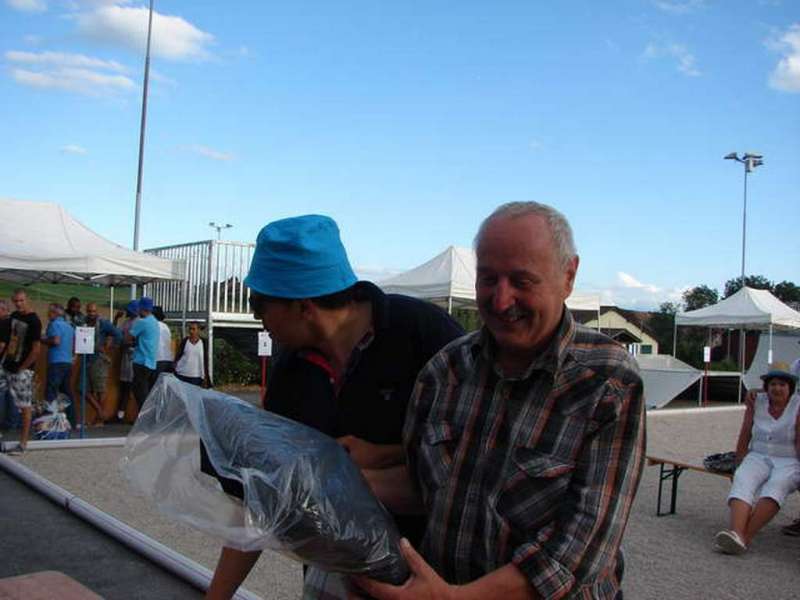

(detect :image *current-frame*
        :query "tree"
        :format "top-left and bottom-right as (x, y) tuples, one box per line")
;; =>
(773, 281), (800, 305)
(723, 275), (773, 298)
(682, 285), (718, 311)
(649, 301), (680, 356)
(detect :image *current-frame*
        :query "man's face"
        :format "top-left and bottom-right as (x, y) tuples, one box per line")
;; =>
(12, 292), (28, 313)
(0, 304), (8, 319)
(188, 323), (200, 340)
(86, 304), (99, 323)
(68, 299), (81, 314)
(476, 214), (578, 360)
(252, 296), (309, 350)
(48, 307), (59, 321)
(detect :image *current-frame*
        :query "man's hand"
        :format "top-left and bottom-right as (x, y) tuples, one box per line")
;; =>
(337, 436), (402, 469)
(350, 539), (454, 600)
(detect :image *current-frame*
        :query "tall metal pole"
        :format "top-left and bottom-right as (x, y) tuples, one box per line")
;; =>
(132, 0), (155, 298)
(740, 167), (748, 289)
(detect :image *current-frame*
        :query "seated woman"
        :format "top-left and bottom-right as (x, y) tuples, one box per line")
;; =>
(714, 368), (800, 554)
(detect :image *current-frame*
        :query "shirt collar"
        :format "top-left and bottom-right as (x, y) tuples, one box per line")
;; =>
(469, 306), (576, 380)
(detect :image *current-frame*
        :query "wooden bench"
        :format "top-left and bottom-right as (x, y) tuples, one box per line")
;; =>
(647, 455), (733, 516)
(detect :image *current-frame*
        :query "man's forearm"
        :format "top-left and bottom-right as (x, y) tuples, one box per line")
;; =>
(453, 564), (537, 600)
(362, 465), (424, 515)
(19, 343), (40, 371)
(205, 547), (261, 599)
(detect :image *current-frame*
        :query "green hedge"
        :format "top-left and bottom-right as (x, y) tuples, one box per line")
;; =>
(213, 337), (260, 386)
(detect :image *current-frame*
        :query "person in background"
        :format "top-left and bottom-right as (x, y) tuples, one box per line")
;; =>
(781, 350), (800, 536)
(64, 296), (86, 327)
(84, 302), (121, 424)
(354, 202), (645, 600)
(153, 306), (174, 376)
(174, 322), (211, 388)
(114, 300), (139, 423)
(128, 296), (159, 410)
(3, 289), (42, 452)
(206, 215), (464, 599)
(42, 303), (92, 426)
(715, 369), (800, 554)
(0, 299), (21, 433)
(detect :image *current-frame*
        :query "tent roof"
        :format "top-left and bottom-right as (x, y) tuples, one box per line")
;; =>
(675, 286), (800, 329)
(0, 198), (185, 285)
(378, 245), (600, 312)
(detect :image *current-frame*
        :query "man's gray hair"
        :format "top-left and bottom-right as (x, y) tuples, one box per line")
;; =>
(49, 303), (64, 316)
(474, 201), (577, 267)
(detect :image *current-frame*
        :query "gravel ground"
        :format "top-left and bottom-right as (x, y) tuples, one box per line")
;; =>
(6, 404), (800, 600)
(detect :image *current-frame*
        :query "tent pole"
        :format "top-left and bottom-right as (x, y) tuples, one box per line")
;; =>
(672, 317), (677, 357)
(738, 327), (745, 404)
(109, 285), (115, 320)
(768, 323), (773, 366)
(447, 296), (452, 315)
(597, 307), (601, 332)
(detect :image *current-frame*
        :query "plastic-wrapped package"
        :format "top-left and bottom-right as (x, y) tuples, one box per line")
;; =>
(121, 375), (409, 584)
(33, 394), (72, 440)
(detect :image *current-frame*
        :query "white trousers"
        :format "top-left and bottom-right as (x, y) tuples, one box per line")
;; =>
(728, 452), (800, 507)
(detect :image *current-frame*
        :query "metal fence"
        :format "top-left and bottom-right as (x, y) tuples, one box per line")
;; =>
(144, 240), (260, 380)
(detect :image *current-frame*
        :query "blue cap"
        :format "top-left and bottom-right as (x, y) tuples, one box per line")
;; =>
(126, 300), (140, 316)
(244, 215), (358, 299)
(139, 296), (154, 312)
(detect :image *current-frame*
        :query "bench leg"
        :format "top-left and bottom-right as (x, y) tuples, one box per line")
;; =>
(656, 464), (686, 516)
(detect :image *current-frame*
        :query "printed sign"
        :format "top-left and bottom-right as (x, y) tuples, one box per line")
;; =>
(703, 346), (711, 363)
(75, 326), (95, 355)
(258, 331), (273, 357)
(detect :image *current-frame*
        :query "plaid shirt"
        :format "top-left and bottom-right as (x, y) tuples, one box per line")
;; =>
(404, 309), (645, 599)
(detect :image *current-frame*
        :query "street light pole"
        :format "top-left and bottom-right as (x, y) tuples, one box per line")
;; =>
(724, 151), (764, 403)
(724, 152), (764, 290)
(209, 222), (233, 240)
(132, 0), (155, 299)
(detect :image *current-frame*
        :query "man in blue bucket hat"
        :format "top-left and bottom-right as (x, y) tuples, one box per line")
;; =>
(127, 296), (160, 411)
(206, 214), (464, 599)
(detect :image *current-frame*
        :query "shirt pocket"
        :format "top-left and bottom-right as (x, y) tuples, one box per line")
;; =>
(418, 422), (458, 494)
(494, 448), (575, 534)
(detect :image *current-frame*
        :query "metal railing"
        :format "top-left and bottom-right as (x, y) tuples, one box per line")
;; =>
(145, 240), (256, 319)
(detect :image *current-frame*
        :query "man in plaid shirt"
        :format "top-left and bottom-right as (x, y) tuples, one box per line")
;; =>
(355, 202), (645, 600)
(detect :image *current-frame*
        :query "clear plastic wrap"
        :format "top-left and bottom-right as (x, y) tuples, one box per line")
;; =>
(120, 375), (409, 584)
(33, 394), (72, 440)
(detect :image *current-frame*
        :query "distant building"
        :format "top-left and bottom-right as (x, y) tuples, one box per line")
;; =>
(572, 306), (660, 355)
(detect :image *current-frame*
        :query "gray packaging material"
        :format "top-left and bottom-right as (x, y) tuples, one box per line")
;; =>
(121, 374), (409, 584)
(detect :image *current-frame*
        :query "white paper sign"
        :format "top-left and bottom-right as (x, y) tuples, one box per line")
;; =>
(257, 331), (272, 357)
(768, 349), (773, 365)
(75, 326), (95, 355)
(703, 346), (711, 363)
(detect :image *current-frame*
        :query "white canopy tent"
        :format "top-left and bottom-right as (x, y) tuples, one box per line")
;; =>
(674, 287), (800, 394)
(0, 198), (184, 286)
(378, 245), (601, 315)
(635, 354), (703, 409)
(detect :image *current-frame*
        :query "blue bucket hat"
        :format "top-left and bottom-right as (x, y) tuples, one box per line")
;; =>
(244, 215), (357, 299)
(139, 296), (154, 312)
(126, 300), (140, 316)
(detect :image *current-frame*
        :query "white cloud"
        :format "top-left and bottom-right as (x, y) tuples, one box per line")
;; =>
(185, 145), (234, 161)
(643, 42), (701, 77)
(74, 4), (214, 61)
(617, 272), (661, 294)
(60, 144), (87, 154)
(767, 23), (800, 93)
(11, 66), (135, 95)
(6, 0), (47, 12)
(652, 0), (706, 14)
(5, 50), (127, 72)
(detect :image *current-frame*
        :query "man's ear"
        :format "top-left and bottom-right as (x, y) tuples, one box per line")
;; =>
(297, 299), (316, 321)
(564, 255), (579, 297)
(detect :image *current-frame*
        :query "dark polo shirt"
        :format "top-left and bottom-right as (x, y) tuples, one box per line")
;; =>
(265, 281), (465, 544)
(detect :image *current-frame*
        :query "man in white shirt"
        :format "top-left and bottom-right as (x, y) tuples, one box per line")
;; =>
(174, 322), (210, 387)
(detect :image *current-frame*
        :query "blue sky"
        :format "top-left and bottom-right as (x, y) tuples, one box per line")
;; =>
(2, 0), (798, 309)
